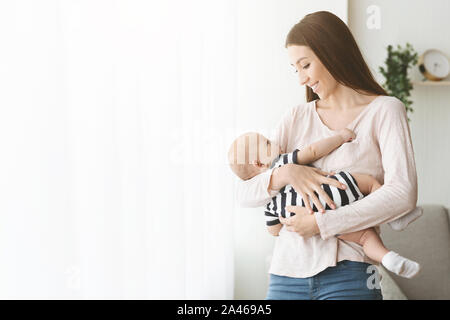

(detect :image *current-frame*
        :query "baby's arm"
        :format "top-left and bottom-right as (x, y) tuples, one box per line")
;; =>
(267, 224), (282, 236)
(295, 129), (355, 164)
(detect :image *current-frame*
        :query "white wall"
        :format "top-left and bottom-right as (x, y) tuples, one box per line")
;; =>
(234, 0), (347, 300)
(348, 0), (450, 208)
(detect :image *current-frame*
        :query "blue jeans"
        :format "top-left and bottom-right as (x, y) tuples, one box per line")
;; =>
(266, 260), (383, 300)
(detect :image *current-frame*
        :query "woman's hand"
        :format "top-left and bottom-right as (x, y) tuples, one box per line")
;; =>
(271, 164), (346, 213)
(279, 206), (320, 238)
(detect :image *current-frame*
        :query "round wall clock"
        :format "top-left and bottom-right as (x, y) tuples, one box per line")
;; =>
(418, 49), (450, 81)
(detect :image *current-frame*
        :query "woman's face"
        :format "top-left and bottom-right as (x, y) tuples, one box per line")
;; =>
(287, 45), (338, 99)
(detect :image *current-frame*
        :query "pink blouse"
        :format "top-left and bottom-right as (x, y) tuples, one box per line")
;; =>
(235, 95), (418, 278)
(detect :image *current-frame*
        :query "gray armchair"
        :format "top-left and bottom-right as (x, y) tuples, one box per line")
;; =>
(380, 205), (450, 299)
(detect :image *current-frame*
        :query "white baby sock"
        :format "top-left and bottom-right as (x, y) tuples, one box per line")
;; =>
(388, 207), (423, 231)
(381, 251), (421, 279)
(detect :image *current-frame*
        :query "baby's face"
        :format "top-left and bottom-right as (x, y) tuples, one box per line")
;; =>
(230, 133), (281, 167)
(256, 134), (282, 167)
(228, 132), (282, 180)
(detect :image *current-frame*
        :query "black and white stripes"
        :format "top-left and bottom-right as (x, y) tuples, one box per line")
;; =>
(264, 150), (364, 226)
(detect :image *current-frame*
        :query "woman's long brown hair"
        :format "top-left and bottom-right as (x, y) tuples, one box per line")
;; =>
(285, 11), (387, 102)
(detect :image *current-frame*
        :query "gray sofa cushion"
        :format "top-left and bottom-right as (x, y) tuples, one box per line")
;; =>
(378, 265), (408, 300)
(380, 205), (450, 300)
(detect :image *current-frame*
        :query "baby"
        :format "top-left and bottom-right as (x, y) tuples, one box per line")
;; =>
(228, 130), (421, 278)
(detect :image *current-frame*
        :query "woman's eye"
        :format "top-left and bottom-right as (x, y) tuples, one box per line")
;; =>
(293, 63), (309, 73)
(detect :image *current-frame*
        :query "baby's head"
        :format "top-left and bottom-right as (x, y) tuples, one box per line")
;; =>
(227, 132), (282, 180)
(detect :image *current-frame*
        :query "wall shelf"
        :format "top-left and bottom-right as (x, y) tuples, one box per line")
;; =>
(412, 81), (450, 86)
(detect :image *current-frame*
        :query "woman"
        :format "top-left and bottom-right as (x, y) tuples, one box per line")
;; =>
(236, 11), (418, 300)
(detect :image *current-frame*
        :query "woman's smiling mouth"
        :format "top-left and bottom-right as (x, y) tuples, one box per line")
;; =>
(309, 82), (319, 92)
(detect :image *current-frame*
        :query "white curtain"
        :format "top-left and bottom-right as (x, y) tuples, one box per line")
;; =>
(0, 0), (236, 299)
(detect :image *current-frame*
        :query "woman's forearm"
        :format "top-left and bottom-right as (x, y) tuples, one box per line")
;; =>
(235, 164), (295, 208)
(315, 182), (417, 240)
(267, 165), (290, 193)
(235, 168), (278, 208)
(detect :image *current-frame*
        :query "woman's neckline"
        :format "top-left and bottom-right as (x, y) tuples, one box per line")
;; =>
(312, 95), (383, 132)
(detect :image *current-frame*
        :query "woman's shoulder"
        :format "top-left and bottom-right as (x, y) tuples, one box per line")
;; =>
(289, 99), (315, 118)
(276, 100), (315, 132)
(372, 95), (406, 111)
(369, 95), (407, 120)
(369, 95), (409, 133)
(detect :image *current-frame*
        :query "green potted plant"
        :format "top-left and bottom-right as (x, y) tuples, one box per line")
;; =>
(378, 43), (418, 120)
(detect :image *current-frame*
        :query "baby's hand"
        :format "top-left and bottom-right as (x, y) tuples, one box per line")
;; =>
(338, 128), (356, 143)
